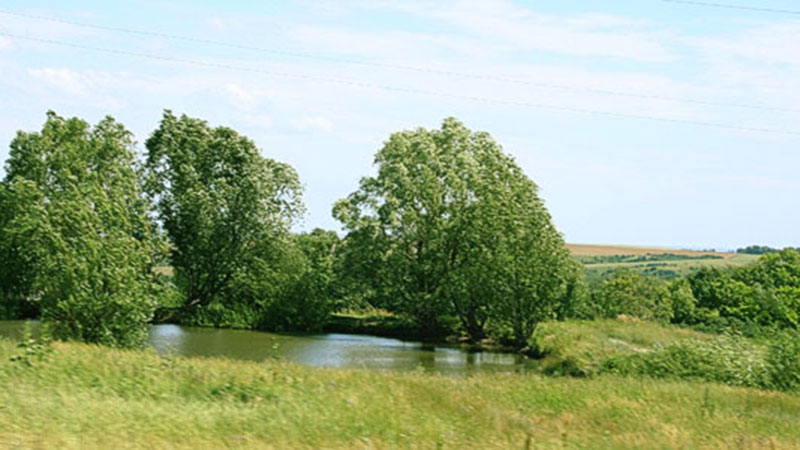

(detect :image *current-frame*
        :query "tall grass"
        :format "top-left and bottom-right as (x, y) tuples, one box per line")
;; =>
(600, 336), (770, 388)
(530, 318), (719, 376)
(2, 337), (800, 448)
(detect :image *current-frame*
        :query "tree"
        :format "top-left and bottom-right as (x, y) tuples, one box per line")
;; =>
(553, 258), (593, 320)
(737, 245), (779, 255)
(0, 183), (40, 319)
(0, 112), (161, 347)
(143, 111), (303, 319)
(333, 118), (571, 345)
(596, 270), (673, 323)
(266, 229), (340, 331)
(668, 278), (698, 324)
(687, 251), (800, 328)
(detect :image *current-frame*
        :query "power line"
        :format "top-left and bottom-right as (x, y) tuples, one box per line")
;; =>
(661, 0), (800, 15)
(1, 9), (799, 115)
(2, 32), (798, 137)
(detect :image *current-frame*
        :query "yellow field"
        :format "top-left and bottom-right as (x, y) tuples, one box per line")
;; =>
(566, 243), (736, 259)
(567, 243), (759, 281)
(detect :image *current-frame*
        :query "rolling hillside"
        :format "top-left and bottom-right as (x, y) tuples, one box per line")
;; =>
(567, 243), (759, 282)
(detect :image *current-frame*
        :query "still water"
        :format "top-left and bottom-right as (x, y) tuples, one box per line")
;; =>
(0, 321), (535, 375)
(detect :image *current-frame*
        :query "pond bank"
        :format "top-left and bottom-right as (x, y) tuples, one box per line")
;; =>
(0, 320), (533, 375)
(2, 338), (798, 449)
(323, 313), (521, 354)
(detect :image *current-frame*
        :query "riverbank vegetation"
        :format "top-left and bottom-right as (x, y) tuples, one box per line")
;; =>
(1, 112), (581, 348)
(2, 337), (800, 449)
(1, 112), (799, 388)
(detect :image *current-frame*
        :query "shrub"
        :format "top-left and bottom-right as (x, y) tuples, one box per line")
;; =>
(595, 270), (673, 323)
(600, 336), (770, 389)
(669, 278), (697, 324)
(766, 332), (800, 392)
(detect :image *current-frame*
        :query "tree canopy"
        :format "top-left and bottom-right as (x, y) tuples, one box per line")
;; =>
(0, 112), (161, 347)
(143, 111), (304, 322)
(333, 118), (572, 345)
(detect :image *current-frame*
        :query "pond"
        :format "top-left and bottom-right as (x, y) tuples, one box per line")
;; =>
(0, 321), (536, 375)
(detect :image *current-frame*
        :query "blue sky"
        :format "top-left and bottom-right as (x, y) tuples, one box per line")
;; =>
(1, 0), (799, 249)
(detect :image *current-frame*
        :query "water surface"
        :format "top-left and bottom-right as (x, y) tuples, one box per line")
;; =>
(0, 321), (535, 375)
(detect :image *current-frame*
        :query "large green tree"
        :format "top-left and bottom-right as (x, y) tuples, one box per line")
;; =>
(687, 250), (800, 328)
(259, 229), (340, 331)
(143, 111), (303, 319)
(0, 112), (161, 347)
(334, 118), (572, 345)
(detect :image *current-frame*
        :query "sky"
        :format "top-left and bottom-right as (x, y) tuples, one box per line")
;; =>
(0, 0), (799, 250)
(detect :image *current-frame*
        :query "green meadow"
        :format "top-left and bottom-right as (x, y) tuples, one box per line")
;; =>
(2, 330), (800, 450)
(578, 252), (759, 283)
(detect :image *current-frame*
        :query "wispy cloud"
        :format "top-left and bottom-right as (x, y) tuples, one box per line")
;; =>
(359, 0), (678, 62)
(206, 17), (243, 32)
(292, 116), (333, 133)
(28, 67), (93, 94)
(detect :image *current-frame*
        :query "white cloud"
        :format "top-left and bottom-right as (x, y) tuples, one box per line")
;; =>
(28, 68), (91, 95)
(289, 25), (495, 62)
(222, 83), (279, 110)
(292, 116), (334, 133)
(224, 83), (255, 107)
(678, 22), (800, 112)
(359, 0), (677, 62)
(241, 114), (273, 129)
(206, 17), (243, 32)
(23, 67), (130, 109)
(687, 22), (800, 67)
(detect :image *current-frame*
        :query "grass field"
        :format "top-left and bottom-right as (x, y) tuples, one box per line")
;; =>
(566, 243), (759, 282)
(566, 243), (735, 258)
(2, 320), (799, 449)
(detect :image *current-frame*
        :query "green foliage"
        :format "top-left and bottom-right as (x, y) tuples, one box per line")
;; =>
(176, 229), (337, 332)
(686, 250), (800, 330)
(530, 318), (713, 376)
(594, 269), (673, 322)
(668, 278), (698, 324)
(1, 112), (161, 347)
(258, 229), (339, 331)
(766, 331), (800, 391)
(595, 327), (800, 393)
(9, 323), (53, 367)
(553, 259), (594, 320)
(0, 184), (40, 319)
(531, 319), (800, 393)
(579, 253), (723, 265)
(334, 118), (572, 345)
(737, 245), (780, 255)
(144, 111), (304, 324)
(600, 336), (770, 389)
(3, 339), (800, 448)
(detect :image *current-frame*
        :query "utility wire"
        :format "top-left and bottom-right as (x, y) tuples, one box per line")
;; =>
(1, 9), (799, 114)
(2, 31), (798, 137)
(661, 0), (800, 15)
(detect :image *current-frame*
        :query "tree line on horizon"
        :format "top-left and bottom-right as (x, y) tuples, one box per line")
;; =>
(737, 245), (800, 255)
(0, 111), (798, 349)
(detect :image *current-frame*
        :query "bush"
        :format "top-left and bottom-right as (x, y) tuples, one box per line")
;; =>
(669, 278), (697, 324)
(686, 254), (800, 331)
(595, 270), (673, 322)
(766, 332), (800, 392)
(600, 336), (770, 389)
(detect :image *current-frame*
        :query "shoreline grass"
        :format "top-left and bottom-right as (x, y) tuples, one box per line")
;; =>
(1, 337), (799, 448)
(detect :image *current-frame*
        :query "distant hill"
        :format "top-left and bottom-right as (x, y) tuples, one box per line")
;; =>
(566, 243), (757, 282)
(566, 243), (736, 259)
